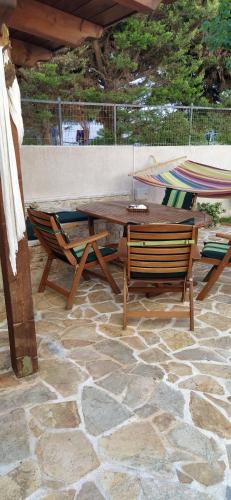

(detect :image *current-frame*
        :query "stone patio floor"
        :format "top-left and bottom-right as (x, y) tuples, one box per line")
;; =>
(0, 226), (231, 500)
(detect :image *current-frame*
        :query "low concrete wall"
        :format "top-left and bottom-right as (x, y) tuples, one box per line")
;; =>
(21, 145), (231, 214)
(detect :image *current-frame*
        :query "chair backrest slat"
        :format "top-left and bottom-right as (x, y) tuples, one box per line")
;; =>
(127, 223), (195, 280)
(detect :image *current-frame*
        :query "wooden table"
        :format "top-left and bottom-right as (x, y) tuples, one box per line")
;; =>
(77, 200), (210, 234)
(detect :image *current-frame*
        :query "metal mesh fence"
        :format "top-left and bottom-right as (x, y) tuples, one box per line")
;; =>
(21, 99), (231, 146)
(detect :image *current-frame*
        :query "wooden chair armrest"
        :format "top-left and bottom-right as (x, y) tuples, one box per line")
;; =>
(61, 222), (79, 229)
(216, 232), (231, 241)
(63, 231), (108, 250)
(192, 244), (201, 261)
(118, 237), (128, 262)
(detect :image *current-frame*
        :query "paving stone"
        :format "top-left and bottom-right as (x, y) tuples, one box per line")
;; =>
(148, 381), (185, 417)
(0, 349), (11, 370)
(31, 401), (80, 428)
(161, 361), (192, 376)
(175, 347), (224, 362)
(70, 346), (105, 364)
(198, 312), (231, 331)
(130, 362), (164, 380)
(182, 461), (225, 486)
(94, 339), (136, 365)
(120, 335), (147, 350)
(194, 362), (231, 379)
(160, 329), (194, 351)
(139, 318), (171, 330)
(206, 395), (231, 417)
(0, 476), (21, 500)
(190, 392), (231, 438)
(177, 470), (193, 484)
(167, 422), (221, 461)
(0, 409), (30, 465)
(42, 491), (76, 500)
(37, 430), (99, 482)
(0, 330), (9, 348)
(226, 444), (231, 468)
(194, 327), (219, 339)
(99, 421), (167, 474)
(99, 472), (139, 500)
(226, 487), (231, 500)
(77, 482), (104, 500)
(0, 381), (56, 414)
(138, 330), (160, 345)
(40, 359), (86, 396)
(215, 303), (231, 317)
(38, 338), (65, 358)
(178, 375), (225, 394)
(93, 301), (120, 313)
(86, 359), (121, 379)
(152, 412), (176, 432)
(8, 460), (41, 498)
(201, 336), (231, 350)
(0, 372), (20, 391)
(82, 386), (132, 436)
(61, 324), (98, 342)
(138, 347), (170, 363)
(139, 479), (210, 500)
(96, 371), (129, 395)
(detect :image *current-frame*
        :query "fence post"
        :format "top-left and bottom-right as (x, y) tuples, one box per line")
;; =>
(114, 104), (117, 145)
(189, 103), (193, 146)
(57, 97), (63, 145)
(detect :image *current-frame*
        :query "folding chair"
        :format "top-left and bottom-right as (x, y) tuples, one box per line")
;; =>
(121, 223), (199, 331)
(197, 232), (231, 300)
(28, 208), (120, 309)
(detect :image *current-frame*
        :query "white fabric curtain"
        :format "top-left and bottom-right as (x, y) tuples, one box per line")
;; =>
(0, 47), (26, 275)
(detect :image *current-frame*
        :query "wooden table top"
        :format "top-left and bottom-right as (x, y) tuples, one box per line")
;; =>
(77, 200), (210, 227)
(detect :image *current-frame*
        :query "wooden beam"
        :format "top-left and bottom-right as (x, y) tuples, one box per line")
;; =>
(0, 118), (38, 378)
(11, 39), (52, 66)
(116, 0), (162, 12)
(8, 0), (103, 47)
(0, 0), (16, 26)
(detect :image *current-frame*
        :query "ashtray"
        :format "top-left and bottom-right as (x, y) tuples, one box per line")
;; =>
(127, 203), (149, 213)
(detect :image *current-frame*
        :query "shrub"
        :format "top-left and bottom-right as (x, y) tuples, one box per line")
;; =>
(197, 202), (225, 226)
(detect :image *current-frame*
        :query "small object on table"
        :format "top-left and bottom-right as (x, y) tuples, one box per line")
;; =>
(127, 203), (149, 213)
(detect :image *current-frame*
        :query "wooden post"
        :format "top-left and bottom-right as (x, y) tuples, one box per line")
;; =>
(0, 24), (38, 376)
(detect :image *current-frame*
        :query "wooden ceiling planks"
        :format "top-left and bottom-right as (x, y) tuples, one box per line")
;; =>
(1, 0), (164, 65)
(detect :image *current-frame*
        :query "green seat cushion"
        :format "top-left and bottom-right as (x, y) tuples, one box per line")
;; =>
(202, 241), (230, 261)
(73, 245), (117, 263)
(162, 188), (195, 210)
(131, 271), (186, 280)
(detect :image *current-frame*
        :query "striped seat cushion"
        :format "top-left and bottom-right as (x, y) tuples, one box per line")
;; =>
(73, 245), (117, 263)
(202, 241), (230, 261)
(162, 188), (195, 210)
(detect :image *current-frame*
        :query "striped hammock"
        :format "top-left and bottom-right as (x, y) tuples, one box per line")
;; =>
(134, 160), (231, 198)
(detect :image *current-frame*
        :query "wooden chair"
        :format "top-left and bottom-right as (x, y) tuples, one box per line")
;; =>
(121, 223), (199, 331)
(28, 208), (120, 309)
(162, 188), (197, 210)
(196, 232), (231, 300)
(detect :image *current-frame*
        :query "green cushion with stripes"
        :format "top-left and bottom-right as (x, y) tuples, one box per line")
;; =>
(73, 245), (117, 263)
(162, 188), (195, 210)
(202, 241), (230, 261)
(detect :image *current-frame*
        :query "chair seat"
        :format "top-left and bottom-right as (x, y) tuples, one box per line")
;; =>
(73, 245), (117, 263)
(131, 271), (186, 280)
(202, 241), (230, 261)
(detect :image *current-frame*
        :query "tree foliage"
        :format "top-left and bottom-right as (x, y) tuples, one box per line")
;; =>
(19, 0), (231, 145)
